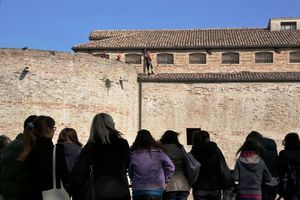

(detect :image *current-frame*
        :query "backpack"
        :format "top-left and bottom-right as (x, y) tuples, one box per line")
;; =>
(278, 161), (297, 198)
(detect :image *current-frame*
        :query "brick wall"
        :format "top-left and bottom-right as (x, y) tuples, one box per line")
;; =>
(102, 48), (300, 74)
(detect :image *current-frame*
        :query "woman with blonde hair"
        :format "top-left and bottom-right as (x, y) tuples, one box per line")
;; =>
(71, 113), (131, 200)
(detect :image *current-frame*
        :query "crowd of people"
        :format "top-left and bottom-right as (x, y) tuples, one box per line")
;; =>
(0, 113), (300, 200)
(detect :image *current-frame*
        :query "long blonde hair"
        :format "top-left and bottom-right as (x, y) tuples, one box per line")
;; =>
(89, 113), (121, 144)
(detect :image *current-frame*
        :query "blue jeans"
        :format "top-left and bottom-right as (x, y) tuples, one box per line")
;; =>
(164, 191), (189, 200)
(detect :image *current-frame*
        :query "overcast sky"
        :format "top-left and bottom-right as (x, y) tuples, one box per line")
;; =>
(0, 0), (299, 52)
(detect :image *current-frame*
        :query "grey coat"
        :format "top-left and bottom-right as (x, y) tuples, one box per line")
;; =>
(163, 144), (190, 192)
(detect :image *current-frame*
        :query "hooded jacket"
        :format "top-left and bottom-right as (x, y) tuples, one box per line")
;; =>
(234, 151), (272, 196)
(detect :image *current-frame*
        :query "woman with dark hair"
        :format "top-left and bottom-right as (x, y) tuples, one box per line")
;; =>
(25, 115), (61, 200)
(234, 138), (273, 200)
(71, 113), (131, 200)
(278, 132), (300, 200)
(246, 131), (279, 200)
(159, 130), (190, 200)
(129, 129), (175, 200)
(0, 135), (11, 158)
(0, 115), (37, 200)
(56, 128), (82, 194)
(190, 130), (227, 200)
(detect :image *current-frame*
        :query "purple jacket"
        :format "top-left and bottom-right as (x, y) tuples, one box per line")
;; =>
(129, 149), (175, 191)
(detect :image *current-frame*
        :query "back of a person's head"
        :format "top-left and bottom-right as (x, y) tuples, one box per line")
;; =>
(192, 130), (210, 145)
(160, 130), (182, 147)
(32, 116), (55, 138)
(18, 115), (55, 161)
(0, 135), (11, 156)
(89, 113), (119, 144)
(58, 128), (82, 146)
(246, 131), (263, 142)
(237, 138), (261, 156)
(23, 115), (38, 130)
(283, 132), (300, 150)
(132, 129), (161, 151)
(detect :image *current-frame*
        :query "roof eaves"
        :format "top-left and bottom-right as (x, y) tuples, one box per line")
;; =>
(138, 72), (300, 83)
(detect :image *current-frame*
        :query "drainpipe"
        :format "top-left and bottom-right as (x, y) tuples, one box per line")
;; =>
(138, 77), (142, 130)
(143, 49), (146, 74)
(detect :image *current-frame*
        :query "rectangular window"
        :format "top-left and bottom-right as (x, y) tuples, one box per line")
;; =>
(157, 53), (174, 64)
(186, 128), (201, 145)
(255, 52), (273, 63)
(290, 51), (300, 63)
(222, 53), (239, 64)
(280, 22), (297, 30)
(189, 53), (206, 64)
(125, 54), (141, 64)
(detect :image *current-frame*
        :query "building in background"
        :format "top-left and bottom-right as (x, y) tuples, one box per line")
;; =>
(73, 17), (300, 74)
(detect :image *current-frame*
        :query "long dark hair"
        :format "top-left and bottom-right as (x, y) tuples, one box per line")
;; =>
(131, 129), (162, 151)
(283, 132), (300, 150)
(236, 138), (261, 156)
(160, 130), (183, 148)
(18, 115), (55, 161)
(57, 128), (82, 147)
(246, 131), (263, 141)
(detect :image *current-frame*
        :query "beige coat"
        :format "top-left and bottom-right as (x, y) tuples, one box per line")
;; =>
(163, 144), (190, 192)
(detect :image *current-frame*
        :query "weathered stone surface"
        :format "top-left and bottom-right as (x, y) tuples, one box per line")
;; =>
(0, 49), (139, 144)
(140, 82), (300, 167)
(1, 48), (300, 167)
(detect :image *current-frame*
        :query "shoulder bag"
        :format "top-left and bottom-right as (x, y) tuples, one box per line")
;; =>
(42, 145), (70, 200)
(184, 151), (201, 185)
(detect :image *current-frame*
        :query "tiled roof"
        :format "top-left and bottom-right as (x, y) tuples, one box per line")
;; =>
(138, 72), (300, 83)
(73, 29), (300, 51)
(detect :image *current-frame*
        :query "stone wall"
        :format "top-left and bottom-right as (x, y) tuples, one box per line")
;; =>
(0, 49), (139, 143)
(1, 48), (300, 167)
(140, 82), (300, 167)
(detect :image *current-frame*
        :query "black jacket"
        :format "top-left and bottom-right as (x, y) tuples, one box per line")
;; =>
(27, 137), (55, 200)
(278, 149), (300, 178)
(259, 137), (279, 177)
(56, 143), (81, 195)
(71, 134), (130, 200)
(191, 141), (224, 190)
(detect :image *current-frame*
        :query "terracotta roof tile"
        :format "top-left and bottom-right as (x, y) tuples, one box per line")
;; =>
(73, 29), (300, 51)
(138, 72), (300, 83)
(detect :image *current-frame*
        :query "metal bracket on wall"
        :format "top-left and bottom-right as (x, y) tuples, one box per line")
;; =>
(19, 67), (30, 80)
(119, 77), (128, 90)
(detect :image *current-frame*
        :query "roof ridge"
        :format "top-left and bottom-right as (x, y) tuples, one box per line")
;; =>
(90, 27), (267, 32)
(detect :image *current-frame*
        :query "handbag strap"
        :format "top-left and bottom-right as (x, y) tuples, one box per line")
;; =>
(52, 145), (57, 189)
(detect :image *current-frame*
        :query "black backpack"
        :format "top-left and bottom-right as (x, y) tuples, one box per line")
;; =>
(278, 161), (297, 199)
